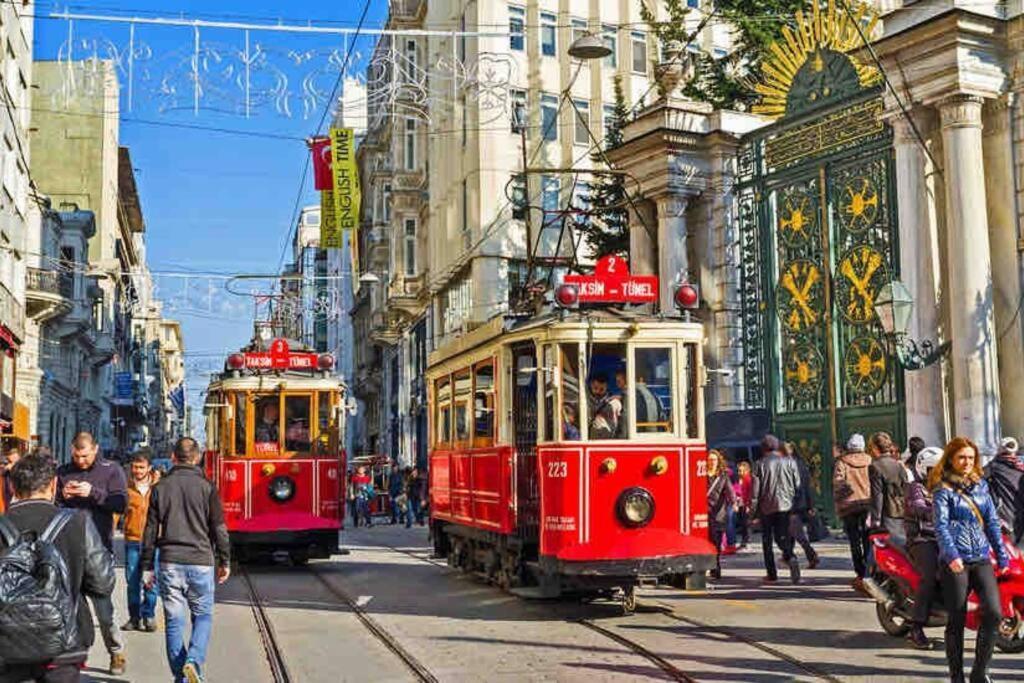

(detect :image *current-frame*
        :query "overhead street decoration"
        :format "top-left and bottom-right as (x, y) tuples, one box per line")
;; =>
(328, 127), (359, 249)
(563, 255), (658, 304)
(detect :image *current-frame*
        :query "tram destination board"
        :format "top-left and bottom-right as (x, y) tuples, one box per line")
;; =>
(564, 255), (658, 304)
(238, 339), (318, 370)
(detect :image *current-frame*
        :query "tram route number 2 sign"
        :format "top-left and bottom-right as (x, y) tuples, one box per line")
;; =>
(563, 255), (658, 304)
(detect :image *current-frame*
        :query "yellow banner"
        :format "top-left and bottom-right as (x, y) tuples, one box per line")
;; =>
(329, 127), (360, 249)
(320, 189), (340, 250)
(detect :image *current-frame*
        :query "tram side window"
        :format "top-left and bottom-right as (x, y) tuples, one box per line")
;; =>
(436, 377), (451, 448)
(454, 370), (471, 445)
(234, 393), (247, 455)
(561, 344), (581, 441)
(285, 395), (312, 452)
(254, 396), (280, 452)
(543, 345), (556, 442)
(587, 343), (627, 439)
(473, 360), (495, 447)
(317, 391), (332, 451)
(634, 347), (674, 434)
(682, 343), (699, 438)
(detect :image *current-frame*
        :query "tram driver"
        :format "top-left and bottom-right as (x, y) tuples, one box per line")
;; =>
(588, 373), (623, 439)
(255, 400), (280, 445)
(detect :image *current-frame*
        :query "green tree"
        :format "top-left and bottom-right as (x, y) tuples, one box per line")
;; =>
(579, 76), (630, 259)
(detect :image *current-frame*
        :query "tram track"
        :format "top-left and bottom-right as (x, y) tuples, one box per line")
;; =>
(240, 567), (294, 683)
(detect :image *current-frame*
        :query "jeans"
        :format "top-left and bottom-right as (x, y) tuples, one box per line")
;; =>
(842, 510), (870, 578)
(760, 511), (795, 580)
(710, 521), (726, 573)
(159, 563), (216, 681)
(735, 508), (750, 545)
(125, 541), (158, 621)
(909, 541), (940, 626)
(406, 497), (422, 527)
(389, 493), (402, 524)
(789, 510), (818, 563)
(725, 506), (737, 547)
(356, 497), (372, 527)
(941, 560), (1001, 682)
(89, 593), (124, 655)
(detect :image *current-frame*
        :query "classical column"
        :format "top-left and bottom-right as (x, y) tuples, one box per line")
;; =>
(891, 111), (946, 446)
(628, 197), (657, 278)
(655, 195), (691, 312)
(983, 95), (1024, 439)
(939, 95), (1001, 450)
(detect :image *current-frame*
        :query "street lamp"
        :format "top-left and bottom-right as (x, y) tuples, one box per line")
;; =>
(358, 272), (381, 285)
(568, 33), (612, 61)
(873, 279), (950, 370)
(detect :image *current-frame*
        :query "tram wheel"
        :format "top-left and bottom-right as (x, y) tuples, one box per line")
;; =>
(622, 587), (637, 616)
(290, 552), (309, 566)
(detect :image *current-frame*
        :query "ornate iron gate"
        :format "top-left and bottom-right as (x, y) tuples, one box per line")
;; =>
(737, 7), (904, 515)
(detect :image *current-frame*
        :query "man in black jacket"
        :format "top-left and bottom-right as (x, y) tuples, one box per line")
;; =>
(56, 432), (126, 675)
(984, 437), (1024, 543)
(751, 434), (801, 585)
(0, 453), (115, 682)
(868, 431), (907, 543)
(142, 437), (230, 683)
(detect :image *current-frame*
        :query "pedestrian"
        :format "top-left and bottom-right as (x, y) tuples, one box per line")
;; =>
(142, 437), (230, 683)
(122, 451), (160, 633)
(346, 470), (359, 528)
(0, 444), (21, 512)
(56, 432), (127, 676)
(733, 460), (753, 548)
(706, 450), (736, 579)
(905, 436), (927, 483)
(833, 435), (873, 592)
(869, 431), (908, 544)
(750, 434), (800, 584)
(405, 467), (426, 527)
(983, 436), (1024, 544)
(784, 441), (820, 569)
(0, 453), (116, 683)
(388, 463), (404, 525)
(902, 446), (944, 650)
(931, 436), (1008, 683)
(351, 465), (373, 528)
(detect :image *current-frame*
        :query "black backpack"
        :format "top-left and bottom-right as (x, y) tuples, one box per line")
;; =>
(0, 510), (79, 664)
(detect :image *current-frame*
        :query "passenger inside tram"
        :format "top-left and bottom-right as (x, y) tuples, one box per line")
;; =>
(285, 396), (312, 451)
(562, 404), (580, 441)
(587, 373), (623, 439)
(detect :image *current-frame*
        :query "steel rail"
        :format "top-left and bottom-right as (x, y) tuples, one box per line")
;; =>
(240, 568), (293, 683)
(307, 567), (439, 683)
(576, 618), (698, 682)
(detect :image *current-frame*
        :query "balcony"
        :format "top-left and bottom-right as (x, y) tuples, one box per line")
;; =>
(26, 267), (73, 322)
(390, 0), (425, 23)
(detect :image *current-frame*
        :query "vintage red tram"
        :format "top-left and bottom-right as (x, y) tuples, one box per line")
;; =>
(204, 338), (347, 563)
(428, 274), (715, 609)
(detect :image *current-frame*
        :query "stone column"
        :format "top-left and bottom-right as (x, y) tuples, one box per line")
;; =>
(628, 197), (657, 278)
(891, 111), (946, 446)
(983, 95), (1024, 439)
(655, 195), (691, 312)
(938, 95), (1001, 450)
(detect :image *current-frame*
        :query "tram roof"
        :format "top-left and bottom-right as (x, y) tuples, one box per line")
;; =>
(206, 371), (346, 394)
(428, 311), (703, 369)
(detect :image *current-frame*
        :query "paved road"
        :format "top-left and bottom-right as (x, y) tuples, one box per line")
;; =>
(83, 527), (1024, 681)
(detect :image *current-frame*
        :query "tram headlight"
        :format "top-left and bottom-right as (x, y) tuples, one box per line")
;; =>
(269, 475), (296, 503)
(617, 487), (655, 528)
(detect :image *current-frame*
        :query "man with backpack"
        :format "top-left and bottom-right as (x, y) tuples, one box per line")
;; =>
(0, 452), (115, 682)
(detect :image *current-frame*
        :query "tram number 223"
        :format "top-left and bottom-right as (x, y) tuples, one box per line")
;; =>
(547, 461), (568, 478)
(696, 459), (707, 478)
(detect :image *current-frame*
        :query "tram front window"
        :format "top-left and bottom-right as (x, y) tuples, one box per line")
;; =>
(285, 395), (312, 451)
(254, 396), (280, 452)
(588, 344), (627, 440)
(634, 347), (673, 433)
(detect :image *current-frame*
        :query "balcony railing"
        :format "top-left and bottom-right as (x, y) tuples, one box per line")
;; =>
(27, 267), (73, 299)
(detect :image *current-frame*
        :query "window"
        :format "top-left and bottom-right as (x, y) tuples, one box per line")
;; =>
(509, 6), (525, 51)
(541, 12), (557, 57)
(541, 94), (558, 142)
(573, 99), (590, 145)
(603, 104), (617, 146)
(560, 344), (581, 441)
(631, 31), (647, 74)
(571, 19), (588, 52)
(602, 26), (617, 68)
(586, 344), (627, 439)
(454, 369), (471, 444)
(510, 172), (527, 219)
(713, 47), (727, 59)
(404, 118), (416, 170)
(461, 178), (469, 246)
(234, 393), (248, 455)
(682, 343), (699, 438)
(511, 89), (527, 133)
(254, 395), (280, 452)
(633, 348), (673, 434)
(473, 360), (495, 446)
(284, 395), (312, 451)
(405, 38), (417, 74)
(318, 391), (332, 448)
(436, 376), (451, 446)
(404, 218), (416, 275)
(543, 344), (556, 441)
(541, 175), (560, 230)
(572, 182), (592, 231)
(687, 0), (700, 7)
(383, 183), (392, 222)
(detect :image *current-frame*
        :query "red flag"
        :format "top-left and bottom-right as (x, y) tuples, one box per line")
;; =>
(310, 137), (333, 191)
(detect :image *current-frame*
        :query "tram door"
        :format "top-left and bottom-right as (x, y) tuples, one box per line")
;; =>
(511, 343), (540, 548)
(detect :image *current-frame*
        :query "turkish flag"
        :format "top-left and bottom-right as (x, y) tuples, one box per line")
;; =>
(310, 137), (333, 191)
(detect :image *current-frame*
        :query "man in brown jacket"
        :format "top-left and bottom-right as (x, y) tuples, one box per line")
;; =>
(833, 433), (873, 592)
(123, 451), (160, 632)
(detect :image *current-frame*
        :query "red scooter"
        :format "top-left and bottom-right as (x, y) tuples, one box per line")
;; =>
(865, 529), (1024, 653)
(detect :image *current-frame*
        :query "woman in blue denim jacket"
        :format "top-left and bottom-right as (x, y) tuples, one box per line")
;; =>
(930, 437), (1009, 683)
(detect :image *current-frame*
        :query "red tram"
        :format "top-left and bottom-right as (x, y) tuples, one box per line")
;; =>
(204, 338), (347, 563)
(428, 262), (716, 610)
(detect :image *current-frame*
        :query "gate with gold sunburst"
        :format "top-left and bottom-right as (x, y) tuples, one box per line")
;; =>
(737, 1), (905, 518)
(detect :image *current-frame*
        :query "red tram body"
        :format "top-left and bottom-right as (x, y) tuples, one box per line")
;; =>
(428, 307), (716, 606)
(204, 338), (347, 563)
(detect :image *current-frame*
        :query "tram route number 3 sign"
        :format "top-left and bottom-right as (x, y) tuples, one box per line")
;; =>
(563, 255), (658, 304)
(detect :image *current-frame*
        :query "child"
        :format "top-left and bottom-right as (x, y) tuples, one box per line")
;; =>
(733, 460), (753, 548)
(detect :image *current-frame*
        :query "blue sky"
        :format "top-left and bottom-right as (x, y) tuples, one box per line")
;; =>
(31, 0), (388, 415)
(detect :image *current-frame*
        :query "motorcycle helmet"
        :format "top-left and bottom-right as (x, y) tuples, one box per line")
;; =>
(916, 446), (943, 481)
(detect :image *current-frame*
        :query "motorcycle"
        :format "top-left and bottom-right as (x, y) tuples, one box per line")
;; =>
(864, 529), (1024, 653)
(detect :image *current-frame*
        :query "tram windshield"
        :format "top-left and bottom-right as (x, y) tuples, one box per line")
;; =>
(222, 389), (339, 456)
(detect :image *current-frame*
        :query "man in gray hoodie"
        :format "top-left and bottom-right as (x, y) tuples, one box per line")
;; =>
(751, 434), (801, 584)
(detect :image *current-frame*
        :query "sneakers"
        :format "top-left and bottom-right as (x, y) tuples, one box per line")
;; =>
(120, 618), (139, 631)
(808, 555), (820, 570)
(722, 545), (738, 556)
(762, 575), (778, 584)
(709, 567), (722, 579)
(142, 617), (158, 632)
(788, 556), (801, 584)
(183, 659), (203, 683)
(906, 625), (932, 650)
(109, 653), (126, 676)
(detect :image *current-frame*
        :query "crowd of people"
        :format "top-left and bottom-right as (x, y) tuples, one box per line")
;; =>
(347, 463), (427, 529)
(0, 434), (229, 683)
(709, 431), (1024, 683)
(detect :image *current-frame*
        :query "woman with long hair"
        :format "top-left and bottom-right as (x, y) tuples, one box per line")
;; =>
(706, 449), (735, 579)
(931, 437), (1008, 682)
